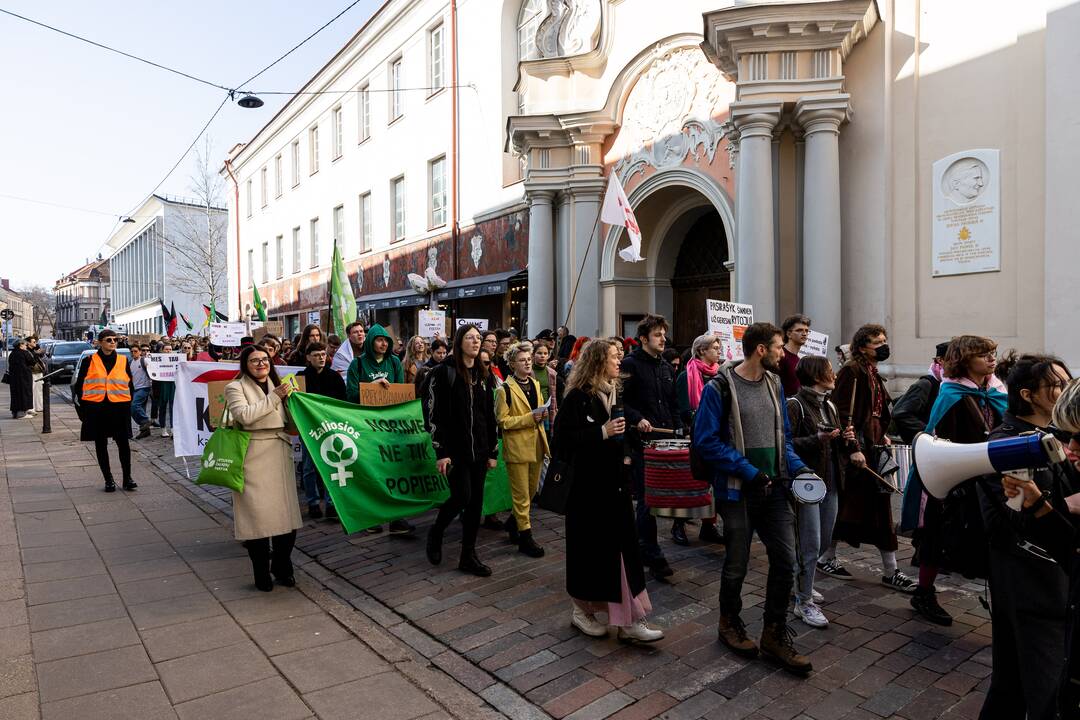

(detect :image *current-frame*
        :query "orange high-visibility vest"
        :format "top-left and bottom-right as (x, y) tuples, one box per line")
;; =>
(82, 353), (132, 403)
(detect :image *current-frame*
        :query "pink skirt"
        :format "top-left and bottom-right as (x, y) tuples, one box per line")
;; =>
(571, 555), (652, 627)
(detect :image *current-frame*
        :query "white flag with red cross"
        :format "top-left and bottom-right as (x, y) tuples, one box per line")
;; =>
(601, 173), (645, 262)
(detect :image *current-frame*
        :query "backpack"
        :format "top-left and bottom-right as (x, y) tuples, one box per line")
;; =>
(689, 374), (732, 481)
(419, 364), (455, 433)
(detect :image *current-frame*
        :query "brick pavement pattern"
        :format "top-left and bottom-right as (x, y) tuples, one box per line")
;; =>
(11, 384), (995, 718)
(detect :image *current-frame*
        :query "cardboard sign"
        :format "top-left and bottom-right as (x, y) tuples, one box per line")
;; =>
(146, 353), (184, 381)
(253, 320), (284, 341)
(418, 310), (445, 337)
(456, 318), (489, 331)
(706, 300), (754, 361)
(798, 330), (830, 359)
(206, 376), (306, 429)
(357, 382), (416, 407)
(209, 322), (248, 347)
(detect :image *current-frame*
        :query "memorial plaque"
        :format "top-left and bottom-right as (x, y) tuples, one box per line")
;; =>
(932, 149), (1000, 277)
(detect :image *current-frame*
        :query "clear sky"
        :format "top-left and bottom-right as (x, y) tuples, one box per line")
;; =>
(0, 0), (383, 291)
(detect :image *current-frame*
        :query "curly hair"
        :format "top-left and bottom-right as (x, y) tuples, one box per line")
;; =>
(851, 324), (888, 353)
(566, 339), (620, 396)
(942, 335), (997, 379)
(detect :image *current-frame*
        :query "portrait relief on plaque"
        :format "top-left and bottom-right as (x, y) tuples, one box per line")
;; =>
(931, 149), (1000, 277)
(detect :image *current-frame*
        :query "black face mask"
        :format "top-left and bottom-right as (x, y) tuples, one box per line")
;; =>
(873, 344), (891, 362)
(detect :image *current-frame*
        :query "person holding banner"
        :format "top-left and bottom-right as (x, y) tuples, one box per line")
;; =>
(157, 343), (176, 437)
(495, 342), (550, 558)
(298, 341), (346, 520)
(558, 338), (663, 643)
(224, 345), (303, 592)
(425, 324), (499, 577)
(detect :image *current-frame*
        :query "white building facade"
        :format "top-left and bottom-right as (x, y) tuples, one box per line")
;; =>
(106, 195), (228, 335)
(228, 0), (1080, 375)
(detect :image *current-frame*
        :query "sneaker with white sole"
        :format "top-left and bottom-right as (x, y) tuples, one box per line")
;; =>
(794, 600), (829, 629)
(817, 558), (854, 580)
(881, 569), (918, 593)
(570, 606), (608, 638)
(161, 429), (171, 437)
(811, 588), (824, 603)
(618, 619), (664, 643)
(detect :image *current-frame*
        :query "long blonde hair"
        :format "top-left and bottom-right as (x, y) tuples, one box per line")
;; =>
(566, 339), (620, 396)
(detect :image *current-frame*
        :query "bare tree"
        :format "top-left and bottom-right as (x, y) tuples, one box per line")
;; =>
(160, 137), (228, 309)
(17, 285), (56, 336)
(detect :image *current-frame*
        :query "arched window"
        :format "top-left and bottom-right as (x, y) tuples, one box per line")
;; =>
(517, 0), (546, 62)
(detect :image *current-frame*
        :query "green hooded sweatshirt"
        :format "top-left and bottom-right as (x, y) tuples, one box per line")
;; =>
(346, 324), (403, 402)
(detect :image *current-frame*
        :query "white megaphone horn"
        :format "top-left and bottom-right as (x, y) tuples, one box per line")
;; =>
(913, 431), (1067, 509)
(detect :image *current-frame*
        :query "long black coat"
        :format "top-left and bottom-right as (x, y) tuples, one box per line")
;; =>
(7, 348), (33, 413)
(556, 387), (646, 603)
(73, 350), (133, 441)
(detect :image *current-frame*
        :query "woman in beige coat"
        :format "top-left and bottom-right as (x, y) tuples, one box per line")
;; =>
(225, 345), (303, 591)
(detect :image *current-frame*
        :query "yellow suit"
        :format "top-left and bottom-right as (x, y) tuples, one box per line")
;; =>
(495, 377), (550, 531)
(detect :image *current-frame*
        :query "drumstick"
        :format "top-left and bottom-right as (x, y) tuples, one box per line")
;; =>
(864, 466), (900, 493)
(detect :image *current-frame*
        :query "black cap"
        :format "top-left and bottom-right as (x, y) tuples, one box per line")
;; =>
(535, 329), (554, 340)
(935, 341), (950, 358)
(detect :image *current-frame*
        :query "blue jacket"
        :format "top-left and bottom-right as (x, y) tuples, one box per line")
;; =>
(692, 362), (807, 497)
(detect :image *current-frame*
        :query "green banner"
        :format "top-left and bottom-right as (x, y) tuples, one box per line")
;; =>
(288, 392), (510, 533)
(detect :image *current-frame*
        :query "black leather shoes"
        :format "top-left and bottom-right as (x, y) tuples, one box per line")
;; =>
(458, 551), (492, 577)
(517, 530), (545, 558)
(122, 478), (138, 491)
(104, 477), (116, 493)
(671, 521), (689, 546)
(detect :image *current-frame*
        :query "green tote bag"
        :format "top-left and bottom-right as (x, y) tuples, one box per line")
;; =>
(196, 408), (250, 493)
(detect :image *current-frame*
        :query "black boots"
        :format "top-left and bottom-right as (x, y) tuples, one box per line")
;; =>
(518, 530), (545, 558)
(244, 540), (273, 592)
(458, 549), (492, 577)
(671, 520), (689, 546)
(270, 531), (296, 587)
(426, 527), (443, 566)
(503, 516), (519, 543)
(122, 477), (138, 491)
(911, 586), (953, 626)
(104, 475), (116, 493)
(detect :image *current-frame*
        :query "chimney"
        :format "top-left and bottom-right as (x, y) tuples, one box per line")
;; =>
(1, 279), (9, 291)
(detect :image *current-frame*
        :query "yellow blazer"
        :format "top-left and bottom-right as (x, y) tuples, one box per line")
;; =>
(495, 377), (550, 464)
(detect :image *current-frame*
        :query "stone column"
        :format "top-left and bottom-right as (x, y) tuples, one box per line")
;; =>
(567, 182), (604, 337)
(555, 192), (572, 324)
(526, 189), (555, 336)
(732, 101), (783, 320)
(795, 95), (850, 346)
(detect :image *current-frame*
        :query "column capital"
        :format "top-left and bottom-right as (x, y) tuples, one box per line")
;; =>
(730, 100), (783, 139)
(525, 188), (556, 204)
(794, 94), (851, 136)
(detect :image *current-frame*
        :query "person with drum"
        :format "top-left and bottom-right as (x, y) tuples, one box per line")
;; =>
(557, 338), (663, 643)
(692, 322), (815, 675)
(672, 333), (725, 546)
(785, 355), (857, 628)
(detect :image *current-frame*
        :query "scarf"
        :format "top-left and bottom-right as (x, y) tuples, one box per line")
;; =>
(595, 380), (616, 414)
(686, 357), (720, 411)
(927, 360), (944, 383)
(900, 374), (1008, 531)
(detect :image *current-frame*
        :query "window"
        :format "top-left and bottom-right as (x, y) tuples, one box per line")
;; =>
(358, 84), (370, 142)
(260, 167), (268, 207)
(309, 126), (320, 174)
(429, 156), (446, 228)
(332, 106), (343, 159)
(390, 57), (403, 121)
(291, 140), (300, 186)
(358, 193), (371, 253)
(275, 235), (283, 278)
(309, 218), (319, 268)
(518, 0), (545, 62)
(274, 154), (282, 197)
(429, 24), (444, 91)
(292, 227), (301, 273)
(260, 241), (269, 283)
(333, 205), (344, 251)
(245, 180), (253, 217)
(391, 176), (406, 242)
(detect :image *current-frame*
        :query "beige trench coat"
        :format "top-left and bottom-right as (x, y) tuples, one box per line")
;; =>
(224, 376), (303, 541)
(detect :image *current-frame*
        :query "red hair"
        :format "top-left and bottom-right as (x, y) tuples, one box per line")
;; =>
(569, 336), (591, 361)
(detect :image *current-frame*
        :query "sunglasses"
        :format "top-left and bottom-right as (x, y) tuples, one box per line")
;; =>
(101, 338), (117, 343)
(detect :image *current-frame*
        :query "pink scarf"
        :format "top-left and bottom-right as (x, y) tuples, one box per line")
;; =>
(927, 361), (943, 382)
(686, 357), (720, 411)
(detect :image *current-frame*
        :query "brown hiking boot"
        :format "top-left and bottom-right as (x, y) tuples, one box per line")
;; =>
(717, 615), (758, 658)
(760, 622), (812, 675)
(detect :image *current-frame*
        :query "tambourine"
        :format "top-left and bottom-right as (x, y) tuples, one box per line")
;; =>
(790, 473), (826, 504)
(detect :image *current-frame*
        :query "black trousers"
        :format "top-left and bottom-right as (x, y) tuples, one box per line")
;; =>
(980, 549), (1068, 720)
(94, 436), (131, 481)
(432, 459), (488, 552)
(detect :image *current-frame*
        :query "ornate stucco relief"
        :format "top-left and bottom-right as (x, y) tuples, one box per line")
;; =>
(612, 47), (734, 183)
(535, 0), (601, 59)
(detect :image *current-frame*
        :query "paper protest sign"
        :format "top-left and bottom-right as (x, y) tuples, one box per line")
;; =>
(455, 318), (489, 331)
(798, 330), (830, 358)
(209, 323), (248, 347)
(706, 300), (754, 361)
(146, 353), (183, 381)
(418, 310), (445, 337)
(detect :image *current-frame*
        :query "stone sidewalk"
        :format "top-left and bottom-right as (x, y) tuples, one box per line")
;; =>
(0, 387), (513, 720)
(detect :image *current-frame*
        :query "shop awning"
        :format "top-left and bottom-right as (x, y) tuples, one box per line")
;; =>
(436, 269), (525, 301)
(356, 289), (429, 312)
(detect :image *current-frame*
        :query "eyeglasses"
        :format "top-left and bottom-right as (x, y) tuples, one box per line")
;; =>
(249, 358), (270, 366)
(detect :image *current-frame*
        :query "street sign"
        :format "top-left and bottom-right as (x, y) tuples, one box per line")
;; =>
(0, 309), (14, 320)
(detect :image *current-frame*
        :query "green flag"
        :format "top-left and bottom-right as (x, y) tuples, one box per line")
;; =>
(288, 392), (511, 533)
(252, 284), (267, 322)
(329, 244), (356, 337)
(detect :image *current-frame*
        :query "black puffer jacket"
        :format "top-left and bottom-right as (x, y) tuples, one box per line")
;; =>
(620, 348), (679, 445)
(426, 359), (498, 464)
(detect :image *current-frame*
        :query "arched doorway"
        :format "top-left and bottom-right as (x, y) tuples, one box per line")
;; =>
(671, 209), (729, 347)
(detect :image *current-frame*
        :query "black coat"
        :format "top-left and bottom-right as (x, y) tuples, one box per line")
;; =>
(427, 360), (498, 464)
(891, 375), (941, 444)
(556, 387), (646, 603)
(7, 348), (33, 413)
(73, 350), (133, 441)
(620, 348), (679, 445)
(300, 366), (346, 400)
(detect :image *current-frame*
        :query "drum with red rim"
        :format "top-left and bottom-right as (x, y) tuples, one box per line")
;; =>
(644, 440), (714, 518)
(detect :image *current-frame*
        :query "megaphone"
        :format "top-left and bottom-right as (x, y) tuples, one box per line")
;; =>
(913, 431), (1066, 507)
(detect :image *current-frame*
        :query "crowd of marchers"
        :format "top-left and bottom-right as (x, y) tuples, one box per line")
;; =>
(51, 312), (1080, 720)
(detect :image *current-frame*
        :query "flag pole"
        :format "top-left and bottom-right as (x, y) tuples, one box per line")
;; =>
(562, 175), (611, 330)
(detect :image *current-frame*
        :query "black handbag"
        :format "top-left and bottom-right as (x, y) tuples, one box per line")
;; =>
(537, 456), (575, 515)
(0, 371), (9, 385)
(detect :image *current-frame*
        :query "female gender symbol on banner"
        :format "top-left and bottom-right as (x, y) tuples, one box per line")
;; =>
(320, 433), (359, 487)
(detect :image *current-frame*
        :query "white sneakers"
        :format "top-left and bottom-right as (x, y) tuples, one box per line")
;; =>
(617, 619), (665, 644)
(161, 428), (171, 437)
(795, 600), (829, 629)
(811, 588), (824, 603)
(571, 606), (608, 637)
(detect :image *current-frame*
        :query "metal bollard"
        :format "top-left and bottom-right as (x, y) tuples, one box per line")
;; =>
(41, 375), (50, 434)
